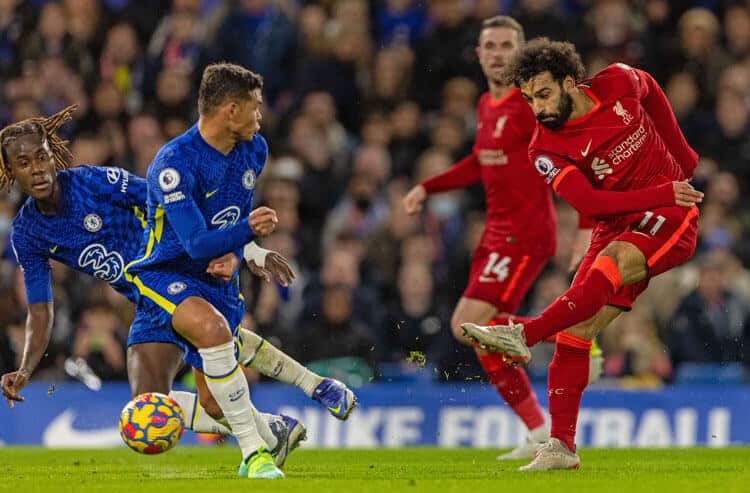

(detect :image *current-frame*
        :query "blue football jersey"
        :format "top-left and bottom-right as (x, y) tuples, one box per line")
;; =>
(127, 124), (267, 278)
(10, 166), (148, 304)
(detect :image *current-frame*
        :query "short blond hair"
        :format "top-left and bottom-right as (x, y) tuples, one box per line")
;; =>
(480, 16), (525, 44)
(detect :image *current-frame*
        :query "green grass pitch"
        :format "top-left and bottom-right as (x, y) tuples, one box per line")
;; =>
(2, 447), (748, 493)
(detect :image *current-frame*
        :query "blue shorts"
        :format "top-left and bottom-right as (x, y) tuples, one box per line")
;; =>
(126, 269), (245, 371)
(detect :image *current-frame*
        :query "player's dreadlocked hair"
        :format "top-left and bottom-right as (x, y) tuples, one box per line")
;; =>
(502, 38), (586, 87)
(0, 104), (77, 191)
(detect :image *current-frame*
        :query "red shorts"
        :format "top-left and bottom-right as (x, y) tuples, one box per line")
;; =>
(573, 205), (699, 310)
(464, 243), (549, 313)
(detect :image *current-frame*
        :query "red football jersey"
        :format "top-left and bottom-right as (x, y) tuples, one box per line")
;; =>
(529, 64), (698, 195)
(423, 88), (557, 257)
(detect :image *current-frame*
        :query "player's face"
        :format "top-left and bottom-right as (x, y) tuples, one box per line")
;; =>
(476, 27), (521, 84)
(228, 89), (263, 141)
(520, 71), (575, 129)
(6, 134), (57, 200)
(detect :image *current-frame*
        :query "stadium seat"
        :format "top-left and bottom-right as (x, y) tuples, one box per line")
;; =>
(674, 362), (747, 385)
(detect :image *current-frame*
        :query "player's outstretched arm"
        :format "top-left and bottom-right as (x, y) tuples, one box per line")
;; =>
(1, 302), (54, 408)
(553, 167), (703, 218)
(404, 154), (481, 214)
(424, 154), (482, 193)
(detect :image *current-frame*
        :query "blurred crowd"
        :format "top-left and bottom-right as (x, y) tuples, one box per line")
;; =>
(0, 0), (748, 388)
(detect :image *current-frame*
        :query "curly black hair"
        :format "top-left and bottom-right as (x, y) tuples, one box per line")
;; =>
(503, 38), (586, 87)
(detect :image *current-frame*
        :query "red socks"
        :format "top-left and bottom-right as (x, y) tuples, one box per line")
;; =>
(548, 332), (591, 452)
(476, 320), (545, 432)
(523, 256), (621, 346)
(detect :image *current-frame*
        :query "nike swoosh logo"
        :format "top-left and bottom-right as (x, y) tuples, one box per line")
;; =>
(581, 139), (593, 157)
(49, 245), (58, 254)
(42, 409), (121, 447)
(327, 404), (342, 414)
(205, 189), (218, 198)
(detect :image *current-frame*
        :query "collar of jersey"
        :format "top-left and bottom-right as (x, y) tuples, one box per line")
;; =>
(489, 88), (519, 108)
(562, 86), (601, 128)
(191, 124), (240, 160)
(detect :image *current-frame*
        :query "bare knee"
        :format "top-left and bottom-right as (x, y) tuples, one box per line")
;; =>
(199, 315), (233, 347)
(173, 298), (233, 348)
(599, 241), (647, 285)
(449, 312), (464, 341)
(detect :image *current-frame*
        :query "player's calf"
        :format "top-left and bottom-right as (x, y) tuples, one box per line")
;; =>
(239, 328), (358, 420)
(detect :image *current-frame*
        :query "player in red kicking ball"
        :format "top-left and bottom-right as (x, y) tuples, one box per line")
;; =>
(462, 39), (703, 470)
(405, 16), (596, 460)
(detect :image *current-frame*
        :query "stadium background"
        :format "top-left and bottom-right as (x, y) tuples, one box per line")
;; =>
(0, 0), (748, 447)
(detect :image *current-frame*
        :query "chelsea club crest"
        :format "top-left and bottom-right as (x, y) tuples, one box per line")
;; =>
(242, 169), (256, 190)
(84, 214), (102, 232)
(167, 282), (186, 295)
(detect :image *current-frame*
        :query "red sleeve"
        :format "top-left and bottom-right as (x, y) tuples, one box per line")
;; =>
(633, 68), (698, 179)
(552, 166), (677, 218)
(578, 214), (596, 229)
(421, 153), (481, 193)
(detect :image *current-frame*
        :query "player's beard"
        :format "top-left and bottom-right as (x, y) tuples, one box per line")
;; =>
(538, 89), (574, 129)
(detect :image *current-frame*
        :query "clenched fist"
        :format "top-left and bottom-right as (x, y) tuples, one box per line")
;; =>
(248, 206), (278, 237)
(673, 181), (703, 207)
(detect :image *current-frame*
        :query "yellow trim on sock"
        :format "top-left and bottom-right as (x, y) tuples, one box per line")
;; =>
(205, 364), (241, 383)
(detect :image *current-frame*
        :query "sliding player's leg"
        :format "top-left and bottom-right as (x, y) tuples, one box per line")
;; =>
(451, 297), (547, 459)
(237, 328), (356, 420)
(172, 296), (282, 478)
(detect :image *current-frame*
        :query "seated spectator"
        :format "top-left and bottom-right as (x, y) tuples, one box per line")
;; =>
(668, 253), (750, 368)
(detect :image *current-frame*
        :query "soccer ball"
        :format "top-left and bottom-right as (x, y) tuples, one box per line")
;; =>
(119, 392), (185, 454)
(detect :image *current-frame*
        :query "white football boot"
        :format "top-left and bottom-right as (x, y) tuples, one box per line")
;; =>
(497, 435), (545, 460)
(519, 438), (580, 471)
(461, 321), (532, 364)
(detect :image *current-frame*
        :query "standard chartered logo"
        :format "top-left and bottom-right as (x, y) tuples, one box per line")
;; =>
(608, 124), (647, 165)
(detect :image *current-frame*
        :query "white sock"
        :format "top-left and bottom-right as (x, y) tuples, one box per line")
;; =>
(529, 425), (550, 443)
(214, 406), (278, 450)
(238, 328), (322, 397)
(168, 392), (278, 449)
(200, 341), (266, 458)
(169, 390), (232, 435)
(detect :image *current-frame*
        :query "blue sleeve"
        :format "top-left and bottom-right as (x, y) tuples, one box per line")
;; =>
(10, 226), (52, 304)
(148, 158), (255, 260)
